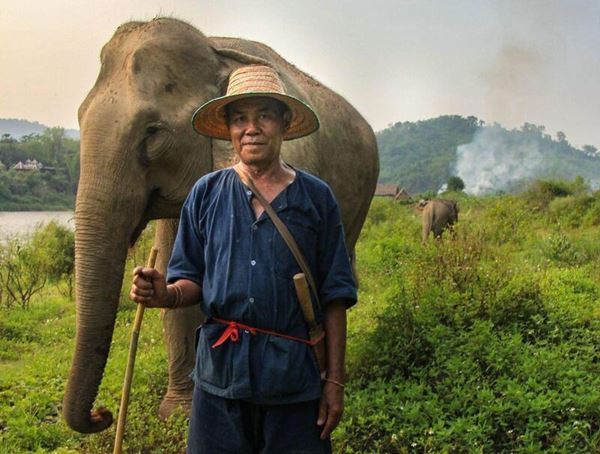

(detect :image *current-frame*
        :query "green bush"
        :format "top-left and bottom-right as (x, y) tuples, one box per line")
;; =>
(542, 233), (587, 266)
(582, 195), (600, 226)
(30, 221), (74, 279)
(524, 177), (590, 210)
(0, 238), (47, 309)
(547, 195), (594, 228)
(0, 222), (75, 308)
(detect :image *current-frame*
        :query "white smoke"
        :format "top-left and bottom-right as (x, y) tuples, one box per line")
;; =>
(455, 125), (545, 195)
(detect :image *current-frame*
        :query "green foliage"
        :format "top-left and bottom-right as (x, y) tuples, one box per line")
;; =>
(446, 175), (465, 192)
(547, 195), (594, 228)
(541, 233), (587, 266)
(338, 185), (600, 452)
(524, 178), (589, 210)
(582, 195), (600, 226)
(29, 221), (75, 283)
(0, 238), (48, 309)
(0, 222), (75, 308)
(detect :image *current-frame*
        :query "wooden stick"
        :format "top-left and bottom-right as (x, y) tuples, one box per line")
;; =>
(293, 273), (327, 378)
(113, 247), (159, 454)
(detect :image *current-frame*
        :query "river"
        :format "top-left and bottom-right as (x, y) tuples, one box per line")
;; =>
(0, 211), (74, 238)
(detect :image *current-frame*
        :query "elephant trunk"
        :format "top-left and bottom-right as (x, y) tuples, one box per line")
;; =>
(63, 173), (145, 433)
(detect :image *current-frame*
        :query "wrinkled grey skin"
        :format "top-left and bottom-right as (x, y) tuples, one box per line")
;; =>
(63, 18), (379, 434)
(419, 199), (459, 242)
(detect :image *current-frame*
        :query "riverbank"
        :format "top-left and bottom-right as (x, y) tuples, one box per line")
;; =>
(0, 199), (74, 212)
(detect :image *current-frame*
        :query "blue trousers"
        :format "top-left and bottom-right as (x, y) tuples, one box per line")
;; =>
(187, 386), (332, 454)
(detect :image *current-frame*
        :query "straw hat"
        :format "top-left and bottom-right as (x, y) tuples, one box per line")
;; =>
(192, 65), (320, 140)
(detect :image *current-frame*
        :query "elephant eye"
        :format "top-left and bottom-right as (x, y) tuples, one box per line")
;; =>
(138, 122), (173, 165)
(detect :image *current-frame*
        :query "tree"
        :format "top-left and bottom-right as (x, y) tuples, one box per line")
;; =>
(0, 238), (47, 309)
(42, 127), (66, 166)
(583, 145), (598, 157)
(1, 133), (16, 143)
(446, 176), (465, 192)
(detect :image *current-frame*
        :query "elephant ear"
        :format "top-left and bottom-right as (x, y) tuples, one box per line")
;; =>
(209, 42), (271, 95)
(208, 38), (314, 112)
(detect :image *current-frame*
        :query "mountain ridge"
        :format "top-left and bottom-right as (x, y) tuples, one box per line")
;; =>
(0, 118), (79, 140)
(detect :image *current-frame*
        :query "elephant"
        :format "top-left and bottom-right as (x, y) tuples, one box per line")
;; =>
(418, 199), (459, 242)
(63, 17), (379, 434)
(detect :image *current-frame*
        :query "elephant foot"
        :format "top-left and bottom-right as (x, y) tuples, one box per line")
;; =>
(158, 392), (193, 420)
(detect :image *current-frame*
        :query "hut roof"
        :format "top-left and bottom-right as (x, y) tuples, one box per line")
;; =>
(374, 183), (399, 197)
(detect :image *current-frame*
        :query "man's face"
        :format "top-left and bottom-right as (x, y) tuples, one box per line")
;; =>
(227, 97), (290, 167)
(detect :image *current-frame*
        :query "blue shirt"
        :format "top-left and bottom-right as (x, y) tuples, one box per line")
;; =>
(167, 167), (357, 404)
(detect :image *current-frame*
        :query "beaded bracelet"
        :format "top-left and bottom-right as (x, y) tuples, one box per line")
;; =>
(324, 378), (345, 389)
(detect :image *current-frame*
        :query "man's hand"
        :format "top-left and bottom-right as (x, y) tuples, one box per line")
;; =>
(317, 380), (344, 439)
(129, 266), (170, 308)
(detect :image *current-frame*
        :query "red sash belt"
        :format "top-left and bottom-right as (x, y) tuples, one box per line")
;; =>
(211, 317), (325, 349)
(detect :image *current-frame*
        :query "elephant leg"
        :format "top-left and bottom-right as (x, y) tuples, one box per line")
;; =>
(422, 214), (432, 242)
(153, 219), (206, 419)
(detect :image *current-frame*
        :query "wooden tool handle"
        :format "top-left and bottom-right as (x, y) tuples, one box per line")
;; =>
(293, 273), (327, 377)
(293, 273), (316, 329)
(113, 246), (159, 454)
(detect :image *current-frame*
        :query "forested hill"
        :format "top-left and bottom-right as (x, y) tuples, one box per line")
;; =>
(0, 119), (79, 140)
(377, 115), (600, 194)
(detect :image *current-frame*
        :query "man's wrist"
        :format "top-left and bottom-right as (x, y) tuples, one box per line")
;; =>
(323, 377), (345, 389)
(166, 284), (183, 308)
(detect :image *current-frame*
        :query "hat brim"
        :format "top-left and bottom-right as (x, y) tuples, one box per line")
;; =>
(191, 92), (320, 141)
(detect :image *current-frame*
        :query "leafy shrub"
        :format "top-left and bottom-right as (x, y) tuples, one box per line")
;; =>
(542, 233), (587, 266)
(582, 196), (600, 226)
(547, 195), (594, 228)
(29, 221), (74, 282)
(0, 222), (75, 308)
(524, 177), (589, 210)
(0, 238), (47, 309)
(479, 196), (530, 245)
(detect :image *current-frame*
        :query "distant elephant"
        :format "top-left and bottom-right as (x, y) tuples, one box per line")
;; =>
(63, 18), (379, 434)
(418, 199), (459, 242)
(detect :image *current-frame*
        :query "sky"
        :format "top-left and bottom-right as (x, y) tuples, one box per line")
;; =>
(1, 0), (599, 148)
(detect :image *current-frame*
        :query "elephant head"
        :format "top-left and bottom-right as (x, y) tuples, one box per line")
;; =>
(63, 19), (238, 433)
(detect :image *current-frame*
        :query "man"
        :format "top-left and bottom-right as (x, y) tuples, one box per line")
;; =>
(130, 65), (357, 453)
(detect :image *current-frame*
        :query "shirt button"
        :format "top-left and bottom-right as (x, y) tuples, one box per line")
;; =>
(252, 225), (258, 231)
(246, 190), (252, 196)
(249, 297), (255, 303)
(251, 260), (256, 266)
